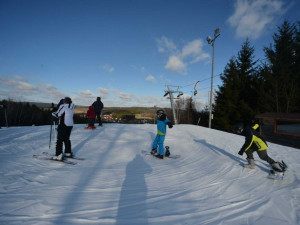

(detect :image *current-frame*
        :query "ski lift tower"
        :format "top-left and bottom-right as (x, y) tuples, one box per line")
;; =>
(163, 85), (183, 125)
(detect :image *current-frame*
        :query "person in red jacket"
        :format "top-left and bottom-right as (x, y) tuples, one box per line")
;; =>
(86, 105), (96, 129)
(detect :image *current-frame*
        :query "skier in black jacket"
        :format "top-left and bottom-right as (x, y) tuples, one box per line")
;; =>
(233, 123), (284, 172)
(92, 97), (104, 126)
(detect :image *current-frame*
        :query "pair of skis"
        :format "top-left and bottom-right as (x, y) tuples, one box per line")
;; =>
(42, 120), (83, 165)
(33, 152), (84, 165)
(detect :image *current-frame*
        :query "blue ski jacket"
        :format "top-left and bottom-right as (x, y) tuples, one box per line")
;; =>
(157, 118), (171, 136)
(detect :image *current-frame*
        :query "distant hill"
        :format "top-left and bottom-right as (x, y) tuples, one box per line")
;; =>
(25, 102), (158, 118)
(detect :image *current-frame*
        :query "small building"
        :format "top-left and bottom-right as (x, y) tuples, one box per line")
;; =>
(255, 113), (300, 149)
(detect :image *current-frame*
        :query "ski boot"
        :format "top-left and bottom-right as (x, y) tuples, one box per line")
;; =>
(64, 152), (73, 158)
(151, 149), (157, 155)
(271, 161), (285, 172)
(165, 146), (170, 157)
(244, 158), (255, 169)
(52, 153), (63, 161)
(155, 154), (164, 159)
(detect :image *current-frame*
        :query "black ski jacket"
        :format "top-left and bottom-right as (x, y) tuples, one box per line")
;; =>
(238, 125), (268, 155)
(92, 100), (104, 114)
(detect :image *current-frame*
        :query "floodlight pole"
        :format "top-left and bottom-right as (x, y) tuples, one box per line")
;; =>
(207, 28), (220, 129)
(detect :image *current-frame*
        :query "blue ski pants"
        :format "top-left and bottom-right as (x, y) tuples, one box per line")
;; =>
(152, 134), (165, 155)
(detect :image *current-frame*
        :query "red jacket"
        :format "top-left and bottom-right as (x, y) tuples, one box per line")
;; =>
(86, 106), (96, 119)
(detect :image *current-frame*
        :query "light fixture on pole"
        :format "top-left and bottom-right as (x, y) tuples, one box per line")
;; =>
(206, 28), (220, 129)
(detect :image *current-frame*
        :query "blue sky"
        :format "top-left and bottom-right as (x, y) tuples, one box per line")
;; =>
(0, 0), (299, 108)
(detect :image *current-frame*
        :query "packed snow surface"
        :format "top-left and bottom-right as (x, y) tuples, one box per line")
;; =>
(0, 124), (299, 225)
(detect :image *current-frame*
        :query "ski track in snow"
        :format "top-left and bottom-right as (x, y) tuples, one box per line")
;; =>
(0, 124), (299, 225)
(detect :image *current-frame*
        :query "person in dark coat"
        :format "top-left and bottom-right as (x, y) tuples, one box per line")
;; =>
(233, 122), (284, 172)
(92, 97), (104, 126)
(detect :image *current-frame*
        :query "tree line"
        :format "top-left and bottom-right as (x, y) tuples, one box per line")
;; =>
(0, 100), (86, 127)
(0, 100), (52, 127)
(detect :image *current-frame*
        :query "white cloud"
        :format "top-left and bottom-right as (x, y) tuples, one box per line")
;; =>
(182, 40), (202, 58)
(100, 64), (115, 73)
(39, 84), (67, 100)
(118, 92), (134, 101)
(77, 90), (97, 98)
(165, 56), (187, 74)
(98, 87), (109, 97)
(156, 36), (177, 53)
(228, 0), (286, 39)
(14, 75), (28, 81)
(0, 75), (169, 107)
(157, 37), (209, 74)
(0, 76), (69, 103)
(0, 76), (37, 94)
(146, 75), (156, 83)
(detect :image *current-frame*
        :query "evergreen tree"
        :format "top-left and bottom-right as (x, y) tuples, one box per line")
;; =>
(263, 20), (298, 113)
(294, 22), (300, 112)
(214, 58), (240, 130)
(236, 39), (259, 116)
(214, 39), (259, 130)
(256, 63), (274, 112)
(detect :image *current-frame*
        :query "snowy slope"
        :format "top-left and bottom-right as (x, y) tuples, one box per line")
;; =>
(0, 124), (299, 225)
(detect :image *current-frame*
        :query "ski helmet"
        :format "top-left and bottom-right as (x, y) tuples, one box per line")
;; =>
(64, 97), (72, 104)
(233, 123), (244, 134)
(156, 109), (164, 117)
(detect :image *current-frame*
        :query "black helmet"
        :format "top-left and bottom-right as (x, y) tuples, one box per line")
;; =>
(64, 97), (72, 104)
(233, 123), (244, 134)
(156, 109), (164, 115)
(97, 97), (101, 101)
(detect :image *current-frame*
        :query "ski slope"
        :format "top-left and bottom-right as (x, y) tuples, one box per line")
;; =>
(0, 124), (299, 225)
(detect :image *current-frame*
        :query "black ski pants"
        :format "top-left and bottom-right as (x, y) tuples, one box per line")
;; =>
(88, 118), (95, 127)
(56, 124), (73, 156)
(245, 148), (275, 164)
(95, 112), (102, 126)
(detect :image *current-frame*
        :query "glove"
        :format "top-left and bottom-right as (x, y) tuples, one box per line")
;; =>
(52, 112), (58, 118)
(238, 150), (244, 156)
(167, 122), (173, 128)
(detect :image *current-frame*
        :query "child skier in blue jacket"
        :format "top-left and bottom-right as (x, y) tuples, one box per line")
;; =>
(151, 109), (173, 159)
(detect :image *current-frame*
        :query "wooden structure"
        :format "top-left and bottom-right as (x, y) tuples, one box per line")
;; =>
(255, 113), (300, 149)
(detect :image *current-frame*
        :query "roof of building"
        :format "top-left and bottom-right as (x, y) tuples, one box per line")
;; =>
(255, 113), (300, 121)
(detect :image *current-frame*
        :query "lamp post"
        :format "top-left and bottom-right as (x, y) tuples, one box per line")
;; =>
(206, 28), (220, 129)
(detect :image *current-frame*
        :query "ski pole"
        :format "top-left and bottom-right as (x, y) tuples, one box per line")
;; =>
(53, 120), (56, 141)
(49, 121), (53, 149)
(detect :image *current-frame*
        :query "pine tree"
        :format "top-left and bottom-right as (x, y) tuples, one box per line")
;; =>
(214, 58), (240, 130)
(214, 39), (259, 130)
(294, 22), (300, 112)
(263, 20), (298, 113)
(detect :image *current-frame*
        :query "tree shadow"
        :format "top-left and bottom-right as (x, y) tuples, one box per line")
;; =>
(116, 154), (152, 225)
(194, 139), (269, 172)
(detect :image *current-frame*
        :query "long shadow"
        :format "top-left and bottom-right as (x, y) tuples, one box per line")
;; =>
(116, 154), (152, 225)
(53, 125), (126, 224)
(194, 139), (269, 172)
(71, 126), (105, 156)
